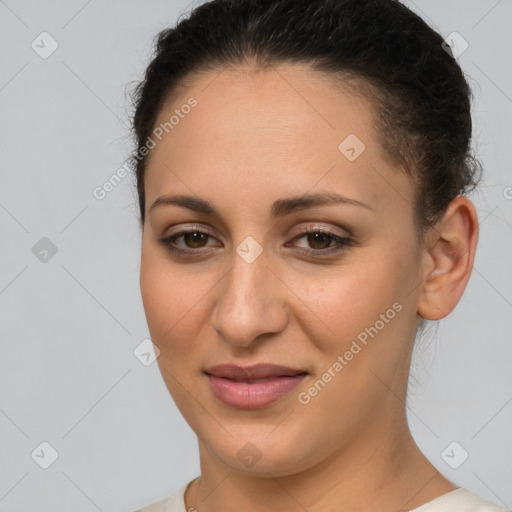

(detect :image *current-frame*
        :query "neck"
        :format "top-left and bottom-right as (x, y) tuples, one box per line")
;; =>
(185, 410), (456, 512)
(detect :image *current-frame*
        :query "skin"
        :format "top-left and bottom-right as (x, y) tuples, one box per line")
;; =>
(139, 63), (479, 512)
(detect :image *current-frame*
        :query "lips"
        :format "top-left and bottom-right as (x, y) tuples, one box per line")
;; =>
(204, 363), (307, 381)
(204, 364), (308, 409)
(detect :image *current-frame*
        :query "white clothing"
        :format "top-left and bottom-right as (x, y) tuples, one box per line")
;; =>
(135, 479), (508, 512)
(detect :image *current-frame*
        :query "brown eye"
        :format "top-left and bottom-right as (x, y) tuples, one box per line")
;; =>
(159, 228), (219, 255)
(306, 232), (333, 250)
(182, 231), (209, 248)
(289, 229), (353, 256)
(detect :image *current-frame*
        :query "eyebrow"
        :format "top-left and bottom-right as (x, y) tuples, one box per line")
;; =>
(149, 192), (374, 217)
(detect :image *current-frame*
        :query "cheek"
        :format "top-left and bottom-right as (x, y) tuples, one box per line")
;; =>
(139, 247), (214, 353)
(302, 256), (404, 336)
(296, 238), (419, 380)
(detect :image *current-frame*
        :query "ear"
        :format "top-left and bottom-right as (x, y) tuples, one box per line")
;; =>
(417, 196), (479, 320)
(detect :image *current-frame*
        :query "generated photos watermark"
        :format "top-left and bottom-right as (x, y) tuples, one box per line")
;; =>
(298, 301), (403, 405)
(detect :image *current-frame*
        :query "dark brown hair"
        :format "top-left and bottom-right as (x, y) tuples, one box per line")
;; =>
(129, 0), (481, 233)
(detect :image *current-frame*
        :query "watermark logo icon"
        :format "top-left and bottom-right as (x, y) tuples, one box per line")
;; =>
(236, 236), (263, 263)
(32, 237), (58, 263)
(31, 32), (59, 59)
(31, 441), (59, 469)
(338, 134), (366, 161)
(441, 32), (468, 59)
(134, 338), (160, 366)
(441, 441), (469, 469)
(237, 442), (262, 468)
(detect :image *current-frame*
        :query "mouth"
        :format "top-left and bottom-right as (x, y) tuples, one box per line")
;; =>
(205, 363), (307, 380)
(204, 364), (309, 409)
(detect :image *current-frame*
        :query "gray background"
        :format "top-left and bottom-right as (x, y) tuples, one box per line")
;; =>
(0, 1), (510, 511)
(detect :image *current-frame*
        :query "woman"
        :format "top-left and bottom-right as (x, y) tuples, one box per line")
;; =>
(130, 0), (506, 510)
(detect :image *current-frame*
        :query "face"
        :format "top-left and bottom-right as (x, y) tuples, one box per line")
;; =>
(140, 64), (425, 476)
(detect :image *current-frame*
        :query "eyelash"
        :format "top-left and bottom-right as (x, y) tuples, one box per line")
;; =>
(159, 225), (353, 257)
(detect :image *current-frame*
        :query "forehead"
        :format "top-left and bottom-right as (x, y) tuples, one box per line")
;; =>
(144, 64), (413, 221)
(150, 63), (374, 159)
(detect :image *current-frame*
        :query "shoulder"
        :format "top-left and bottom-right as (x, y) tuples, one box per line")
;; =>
(410, 488), (509, 512)
(133, 481), (189, 512)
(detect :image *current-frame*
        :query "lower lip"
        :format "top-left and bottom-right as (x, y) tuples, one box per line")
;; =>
(207, 374), (307, 409)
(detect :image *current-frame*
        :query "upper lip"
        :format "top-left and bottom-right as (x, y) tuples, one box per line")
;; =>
(205, 364), (308, 381)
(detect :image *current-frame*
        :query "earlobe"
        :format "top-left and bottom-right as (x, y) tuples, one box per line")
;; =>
(417, 196), (479, 320)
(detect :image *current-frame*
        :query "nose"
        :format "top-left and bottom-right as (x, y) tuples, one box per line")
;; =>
(211, 248), (288, 348)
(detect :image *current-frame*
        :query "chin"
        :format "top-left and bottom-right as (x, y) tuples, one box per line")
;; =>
(203, 429), (317, 477)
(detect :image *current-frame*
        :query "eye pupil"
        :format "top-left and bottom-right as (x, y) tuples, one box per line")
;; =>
(184, 232), (208, 248)
(308, 232), (330, 249)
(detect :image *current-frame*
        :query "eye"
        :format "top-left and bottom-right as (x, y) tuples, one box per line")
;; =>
(286, 227), (353, 255)
(159, 227), (220, 255)
(159, 225), (353, 257)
